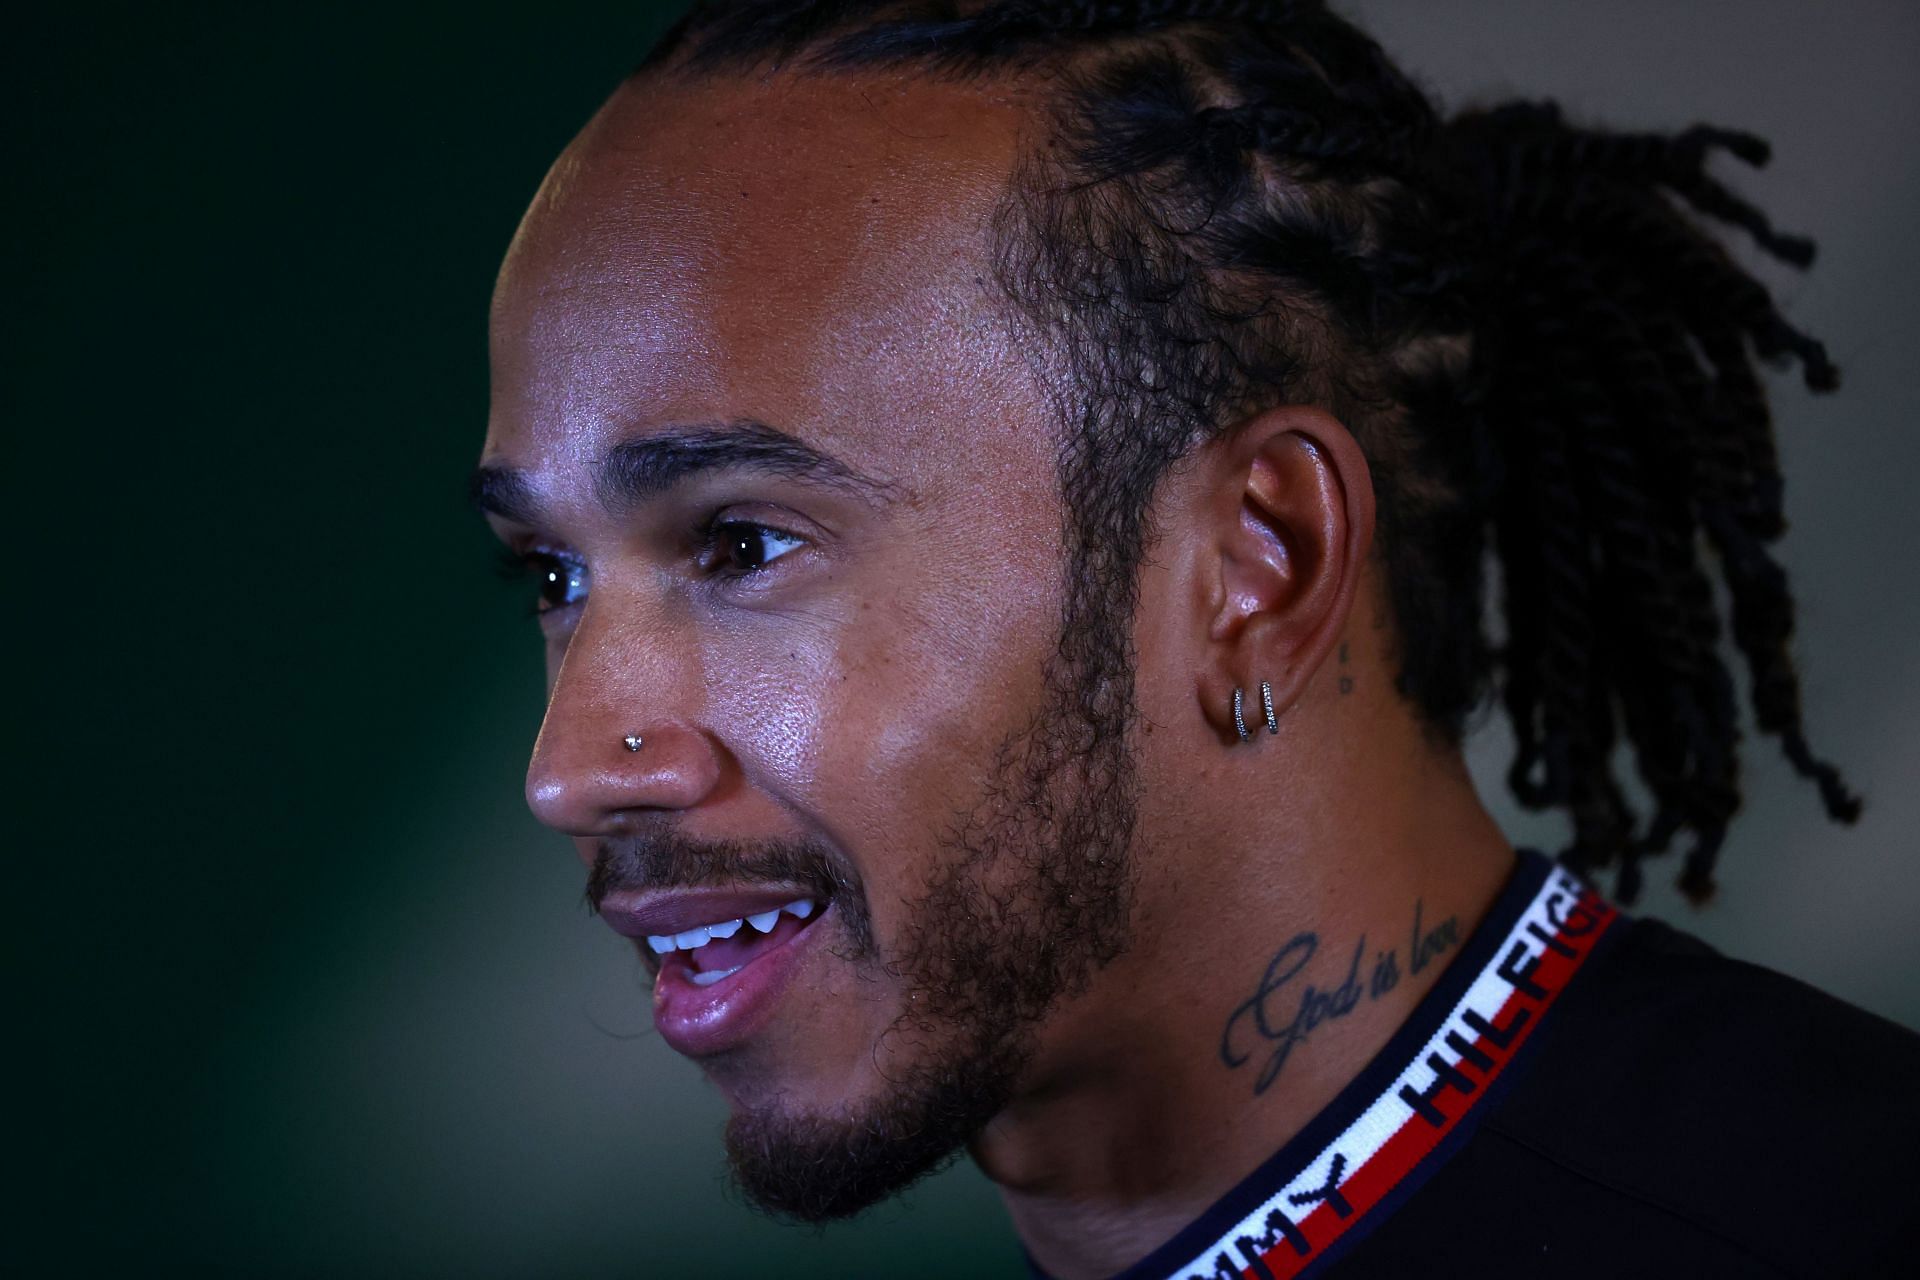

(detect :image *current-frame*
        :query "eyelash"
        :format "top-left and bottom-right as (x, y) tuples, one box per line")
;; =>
(496, 518), (804, 617)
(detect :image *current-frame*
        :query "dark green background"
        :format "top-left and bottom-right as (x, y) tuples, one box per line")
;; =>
(16, 2), (1918, 1274)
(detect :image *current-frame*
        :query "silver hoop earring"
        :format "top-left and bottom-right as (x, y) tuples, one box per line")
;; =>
(622, 734), (644, 752)
(1260, 681), (1279, 734)
(1232, 687), (1251, 743)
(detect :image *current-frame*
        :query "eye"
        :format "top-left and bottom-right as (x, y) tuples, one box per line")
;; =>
(703, 520), (806, 579)
(497, 548), (588, 616)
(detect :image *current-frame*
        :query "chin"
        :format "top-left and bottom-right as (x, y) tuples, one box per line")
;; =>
(713, 1022), (1028, 1223)
(718, 1084), (975, 1223)
(699, 1046), (838, 1116)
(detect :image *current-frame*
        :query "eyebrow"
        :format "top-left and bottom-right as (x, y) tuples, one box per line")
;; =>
(469, 419), (897, 525)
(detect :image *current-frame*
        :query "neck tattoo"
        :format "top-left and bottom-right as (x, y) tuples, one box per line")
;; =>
(1220, 899), (1460, 1096)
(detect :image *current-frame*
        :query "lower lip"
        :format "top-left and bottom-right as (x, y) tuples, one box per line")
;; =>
(651, 908), (828, 1057)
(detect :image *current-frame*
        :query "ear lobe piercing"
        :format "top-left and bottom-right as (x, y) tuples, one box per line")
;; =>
(623, 734), (644, 752)
(1232, 682), (1281, 744)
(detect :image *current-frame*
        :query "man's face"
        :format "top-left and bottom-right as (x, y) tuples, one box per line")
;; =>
(479, 71), (1140, 1215)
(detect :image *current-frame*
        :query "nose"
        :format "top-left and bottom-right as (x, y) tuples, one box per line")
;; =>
(524, 610), (725, 840)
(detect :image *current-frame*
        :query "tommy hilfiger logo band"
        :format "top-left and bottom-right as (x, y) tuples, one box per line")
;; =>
(1158, 863), (1617, 1280)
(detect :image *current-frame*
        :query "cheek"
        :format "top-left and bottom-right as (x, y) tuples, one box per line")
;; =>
(703, 547), (1062, 923)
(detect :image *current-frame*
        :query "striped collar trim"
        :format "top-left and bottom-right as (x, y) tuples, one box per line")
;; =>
(1112, 851), (1619, 1280)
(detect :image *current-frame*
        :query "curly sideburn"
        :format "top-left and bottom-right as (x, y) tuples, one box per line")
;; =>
(640, 0), (1861, 903)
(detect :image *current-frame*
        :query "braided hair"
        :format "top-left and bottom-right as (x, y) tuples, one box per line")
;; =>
(639, 0), (1861, 903)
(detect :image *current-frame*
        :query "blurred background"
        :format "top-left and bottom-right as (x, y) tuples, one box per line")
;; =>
(13, 1), (1918, 1274)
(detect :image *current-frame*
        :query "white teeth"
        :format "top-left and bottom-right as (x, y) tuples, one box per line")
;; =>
(689, 965), (742, 987)
(649, 904), (815, 953)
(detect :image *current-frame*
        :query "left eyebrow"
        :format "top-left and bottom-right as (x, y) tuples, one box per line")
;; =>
(468, 418), (899, 525)
(595, 419), (898, 513)
(468, 463), (542, 525)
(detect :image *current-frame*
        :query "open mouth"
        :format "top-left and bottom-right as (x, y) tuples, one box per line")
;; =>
(598, 885), (836, 1056)
(643, 897), (822, 987)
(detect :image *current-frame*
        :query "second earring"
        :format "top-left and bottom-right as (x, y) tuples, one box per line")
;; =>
(1234, 682), (1280, 744)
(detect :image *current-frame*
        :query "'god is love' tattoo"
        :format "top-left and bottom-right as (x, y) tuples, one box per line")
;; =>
(1221, 900), (1460, 1095)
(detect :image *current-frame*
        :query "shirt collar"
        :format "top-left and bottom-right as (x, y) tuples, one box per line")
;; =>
(1031, 848), (1621, 1280)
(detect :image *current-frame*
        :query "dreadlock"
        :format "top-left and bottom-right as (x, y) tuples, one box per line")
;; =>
(638, 0), (1861, 903)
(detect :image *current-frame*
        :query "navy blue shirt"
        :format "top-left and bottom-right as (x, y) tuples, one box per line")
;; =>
(1032, 850), (1919, 1280)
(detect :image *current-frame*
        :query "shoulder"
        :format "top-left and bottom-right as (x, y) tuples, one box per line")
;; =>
(1480, 915), (1920, 1276)
(1531, 915), (1920, 1109)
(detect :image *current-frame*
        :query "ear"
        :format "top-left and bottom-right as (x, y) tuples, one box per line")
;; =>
(1196, 405), (1375, 743)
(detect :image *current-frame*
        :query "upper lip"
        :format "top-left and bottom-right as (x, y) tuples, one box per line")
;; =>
(595, 886), (822, 940)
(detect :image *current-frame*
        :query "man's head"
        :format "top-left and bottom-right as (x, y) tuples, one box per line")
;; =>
(477, 69), (1163, 1216)
(476, 0), (1857, 1223)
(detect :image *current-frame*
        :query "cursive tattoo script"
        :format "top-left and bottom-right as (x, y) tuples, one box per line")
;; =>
(1221, 934), (1364, 1095)
(1221, 900), (1460, 1096)
(1409, 898), (1459, 975)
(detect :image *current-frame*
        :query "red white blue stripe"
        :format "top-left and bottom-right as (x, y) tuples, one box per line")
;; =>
(1164, 861), (1617, 1280)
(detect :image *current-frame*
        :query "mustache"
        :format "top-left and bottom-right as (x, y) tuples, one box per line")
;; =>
(585, 832), (872, 952)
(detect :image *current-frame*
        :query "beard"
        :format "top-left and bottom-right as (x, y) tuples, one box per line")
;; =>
(585, 569), (1142, 1222)
(725, 644), (1141, 1221)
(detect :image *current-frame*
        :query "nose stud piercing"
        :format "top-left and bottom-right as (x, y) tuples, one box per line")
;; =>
(623, 734), (644, 752)
(1233, 682), (1280, 744)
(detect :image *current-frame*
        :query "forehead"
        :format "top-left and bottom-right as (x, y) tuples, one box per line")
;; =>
(485, 68), (1049, 488)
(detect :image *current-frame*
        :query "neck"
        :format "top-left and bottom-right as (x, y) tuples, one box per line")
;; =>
(975, 719), (1515, 1280)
